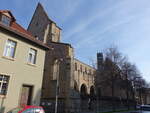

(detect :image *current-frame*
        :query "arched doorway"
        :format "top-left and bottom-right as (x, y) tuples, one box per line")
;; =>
(80, 84), (88, 99)
(74, 81), (78, 91)
(89, 86), (95, 110)
(90, 86), (95, 99)
(80, 84), (88, 111)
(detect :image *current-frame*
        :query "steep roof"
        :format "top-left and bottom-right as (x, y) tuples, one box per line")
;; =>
(28, 3), (62, 30)
(0, 10), (49, 50)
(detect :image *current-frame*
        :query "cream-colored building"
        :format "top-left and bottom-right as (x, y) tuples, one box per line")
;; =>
(74, 58), (95, 95)
(0, 10), (48, 112)
(27, 3), (96, 113)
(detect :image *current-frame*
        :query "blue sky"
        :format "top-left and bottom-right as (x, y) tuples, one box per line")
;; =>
(1, 0), (150, 81)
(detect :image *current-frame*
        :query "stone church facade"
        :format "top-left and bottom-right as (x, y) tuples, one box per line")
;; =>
(27, 3), (96, 113)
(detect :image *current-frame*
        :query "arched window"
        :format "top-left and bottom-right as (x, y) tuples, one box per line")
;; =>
(74, 81), (78, 91)
(52, 59), (59, 80)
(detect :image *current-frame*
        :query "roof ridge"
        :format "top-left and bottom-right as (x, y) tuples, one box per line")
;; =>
(36, 2), (62, 30)
(37, 2), (53, 22)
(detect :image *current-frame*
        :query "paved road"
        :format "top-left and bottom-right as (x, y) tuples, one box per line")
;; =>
(80, 110), (139, 113)
(116, 110), (140, 113)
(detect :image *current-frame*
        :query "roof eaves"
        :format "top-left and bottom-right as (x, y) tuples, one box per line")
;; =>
(74, 58), (96, 70)
(0, 23), (49, 50)
(50, 41), (73, 48)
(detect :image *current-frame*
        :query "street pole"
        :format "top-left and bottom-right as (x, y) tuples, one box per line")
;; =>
(125, 70), (129, 110)
(139, 81), (142, 105)
(55, 78), (59, 113)
(55, 60), (60, 113)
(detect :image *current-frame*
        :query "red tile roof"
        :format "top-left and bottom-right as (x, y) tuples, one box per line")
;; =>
(0, 10), (49, 50)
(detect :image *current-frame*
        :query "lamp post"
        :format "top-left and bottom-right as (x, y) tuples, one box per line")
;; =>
(125, 70), (129, 110)
(55, 58), (63, 113)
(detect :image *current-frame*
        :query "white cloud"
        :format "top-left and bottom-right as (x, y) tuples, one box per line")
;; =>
(74, 15), (136, 49)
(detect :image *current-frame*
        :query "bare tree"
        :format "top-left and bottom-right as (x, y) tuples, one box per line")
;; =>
(96, 46), (125, 111)
(96, 46), (150, 110)
(121, 60), (135, 109)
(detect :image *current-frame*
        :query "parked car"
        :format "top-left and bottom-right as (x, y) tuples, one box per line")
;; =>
(7, 105), (45, 113)
(136, 104), (141, 110)
(140, 105), (150, 113)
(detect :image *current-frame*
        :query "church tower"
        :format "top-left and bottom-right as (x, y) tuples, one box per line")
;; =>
(27, 3), (61, 44)
(97, 52), (103, 70)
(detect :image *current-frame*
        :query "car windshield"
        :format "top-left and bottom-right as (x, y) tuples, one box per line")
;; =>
(22, 108), (45, 113)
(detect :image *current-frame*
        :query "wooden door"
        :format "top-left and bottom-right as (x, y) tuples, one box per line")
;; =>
(20, 85), (33, 107)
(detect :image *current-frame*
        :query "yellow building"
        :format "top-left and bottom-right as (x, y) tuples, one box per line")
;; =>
(0, 10), (49, 112)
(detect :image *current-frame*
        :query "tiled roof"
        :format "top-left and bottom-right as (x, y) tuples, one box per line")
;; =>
(0, 10), (49, 50)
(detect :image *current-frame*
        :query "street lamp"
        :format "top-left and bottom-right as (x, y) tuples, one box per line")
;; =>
(55, 58), (63, 113)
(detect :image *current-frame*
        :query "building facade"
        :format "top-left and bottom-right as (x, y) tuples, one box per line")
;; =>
(27, 3), (96, 113)
(0, 10), (48, 112)
(74, 58), (95, 96)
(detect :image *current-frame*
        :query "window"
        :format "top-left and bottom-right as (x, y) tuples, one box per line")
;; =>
(36, 22), (39, 26)
(89, 69), (91, 75)
(80, 65), (82, 72)
(52, 60), (59, 80)
(0, 75), (10, 95)
(75, 63), (77, 71)
(28, 48), (37, 64)
(1, 15), (11, 26)
(3, 39), (16, 58)
(85, 67), (87, 74)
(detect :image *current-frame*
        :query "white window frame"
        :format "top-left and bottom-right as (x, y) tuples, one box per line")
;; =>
(27, 48), (37, 64)
(3, 39), (17, 58)
(0, 74), (10, 95)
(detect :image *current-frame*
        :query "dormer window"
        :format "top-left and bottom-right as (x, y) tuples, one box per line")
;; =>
(1, 15), (11, 26)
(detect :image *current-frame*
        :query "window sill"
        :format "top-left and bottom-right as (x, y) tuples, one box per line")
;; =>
(2, 56), (15, 61)
(27, 62), (36, 67)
